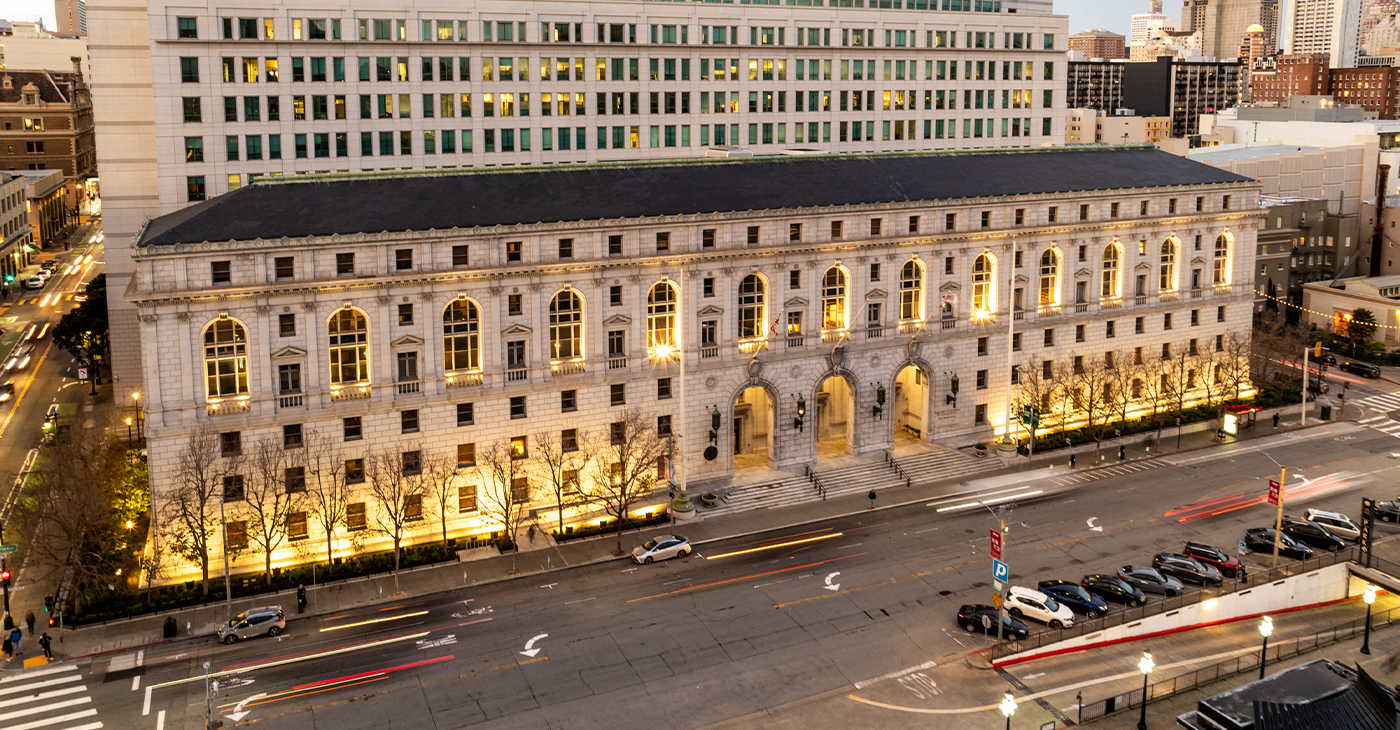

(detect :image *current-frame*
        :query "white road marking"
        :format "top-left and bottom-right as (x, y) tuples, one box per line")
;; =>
(824, 572), (842, 591)
(564, 597), (596, 605)
(5, 707), (97, 730)
(131, 676), (140, 691)
(853, 660), (939, 689)
(0, 675), (81, 698)
(520, 633), (549, 658)
(156, 710), (165, 730)
(0, 664), (77, 682)
(0, 696), (91, 722)
(142, 686), (151, 715)
(0, 685), (84, 709)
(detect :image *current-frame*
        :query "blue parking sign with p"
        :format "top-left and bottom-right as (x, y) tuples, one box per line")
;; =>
(992, 559), (1008, 582)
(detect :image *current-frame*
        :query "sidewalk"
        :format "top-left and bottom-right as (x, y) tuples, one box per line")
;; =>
(3, 400), (1346, 667)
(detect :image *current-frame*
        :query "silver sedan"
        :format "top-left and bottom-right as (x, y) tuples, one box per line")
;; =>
(632, 535), (692, 564)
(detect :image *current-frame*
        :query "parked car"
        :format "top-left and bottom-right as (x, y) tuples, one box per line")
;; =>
(1081, 574), (1148, 606)
(1244, 527), (1314, 560)
(34, 269), (52, 281)
(22, 276), (43, 290)
(631, 535), (691, 564)
(956, 605), (1030, 638)
(1183, 541), (1244, 578)
(216, 606), (285, 644)
(1037, 580), (1109, 618)
(1304, 509), (1360, 540)
(1340, 360), (1381, 378)
(1280, 517), (1346, 552)
(1003, 586), (1075, 629)
(1117, 565), (1185, 597)
(1375, 501), (1400, 523)
(39, 260), (57, 271)
(1152, 553), (1223, 586)
(1307, 377), (1329, 396)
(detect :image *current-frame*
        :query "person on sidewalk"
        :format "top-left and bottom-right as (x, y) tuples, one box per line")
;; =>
(2, 634), (10, 661)
(25, 611), (35, 635)
(8, 626), (21, 657)
(39, 633), (52, 661)
(1273, 412), (1280, 428)
(868, 490), (877, 510)
(297, 585), (307, 614)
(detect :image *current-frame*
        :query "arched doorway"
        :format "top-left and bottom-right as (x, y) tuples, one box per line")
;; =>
(893, 365), (928, 443)
(816, 375), (854, 458)
(733, 386), (775, 471)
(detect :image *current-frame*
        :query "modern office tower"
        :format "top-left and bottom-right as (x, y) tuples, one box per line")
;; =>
(54, 0), (87, 35)
(1284, 0), (1363, 68)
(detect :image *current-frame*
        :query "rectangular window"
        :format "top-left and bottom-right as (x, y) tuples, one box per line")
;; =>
(458, 484), (477, 513)
(747, 226), (760, 245)
(452, 245), (469, 268)
(457, 443), (477, 468)
(220, 431), (242, 457)
(283, 424), (303, 449)
(343, 416), (363, 441)
(611, 383), (626, 406)
(278, 364), (301, 394)
(401, 409), (420, 434)
(278, 313), (296, 337)
(457, 402), (475, 426)
(347, 502), (366, 530)
(211, 261), (231, 284)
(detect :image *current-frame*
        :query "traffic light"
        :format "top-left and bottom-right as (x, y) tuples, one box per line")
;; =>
(44, 594), (54, 613)
(0, 568), (10, 587)
(1314, 342), (1323, 358)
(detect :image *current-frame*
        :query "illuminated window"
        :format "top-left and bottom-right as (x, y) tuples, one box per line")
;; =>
(203, 319), (248, 398)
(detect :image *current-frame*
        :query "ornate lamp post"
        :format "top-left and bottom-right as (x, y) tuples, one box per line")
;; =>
(999, 690), (1017, 730)
(1362, 584), (1377, 655)
(1258, 615), (1274, 679)
(1136, 651), (1155, 730)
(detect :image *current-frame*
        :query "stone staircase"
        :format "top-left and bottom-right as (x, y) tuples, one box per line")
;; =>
(703, 445), (997, 517)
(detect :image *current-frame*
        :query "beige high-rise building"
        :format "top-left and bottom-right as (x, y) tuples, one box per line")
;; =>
(54, 0), (86, 35)
(1186, 0), (1263, 59)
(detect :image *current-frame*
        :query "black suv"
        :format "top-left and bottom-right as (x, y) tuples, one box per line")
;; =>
(1152, 553), (1223, 586)
(1340, 360), (1381, 378)
(1081, 574), (1147, 606)
(956, 605), (1029, 638)
(1279, 517), (1345, 552)
(1244, 527), (1313, 560)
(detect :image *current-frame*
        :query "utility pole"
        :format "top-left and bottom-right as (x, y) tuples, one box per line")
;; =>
(1271, 467), (1285, 571)
(1300, 344), (1309, 426)
(204, 661), (213, 730)
(994, 504), (1010, 646)
(220, 498), (232, 625)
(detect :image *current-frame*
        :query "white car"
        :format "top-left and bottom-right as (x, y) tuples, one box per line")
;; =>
(22, 276), (43, 290)
(1005, 586), (1075, 629)
(1304, 508), (1360, 540)
(631, 535), (692, 564)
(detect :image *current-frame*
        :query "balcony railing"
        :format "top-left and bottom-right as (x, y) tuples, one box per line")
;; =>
(940, 318), (957, 330)
(820, 330), (847, 343)
(1037, 304), (1061, 317)
(1190, 288), (1204, 299)
(395, 380), (421, 395)
(700, 345), (720, 359)
(786, 334), (805, 349)
(330, 385), (371, 402)
(446, 371), (483, 388)
(207, 399), (251, 416)
(1134, 295), (1148, 306)
(1101, 297), (1122, 309)
(864, 325), (885, 339)
(277, 393), (304, 409)
(550, 360), (585, 376)
(505, 368), (529, 382)
(1074, 303), (1089, 313)
(1159, 291), (1180, 303)
(1013, 310), (1026, 321)
(607, 356), (628, 370)
(737, 338), (768, 354)
(898, 321), (924, 334)
(1214, 283), (1232, 295)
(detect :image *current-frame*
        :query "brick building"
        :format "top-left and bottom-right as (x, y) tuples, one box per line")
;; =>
(1247, 53), (1329, 105)
(1069, 28), (1126, 59)
(1328, 66), (1400, 119)
(0, 60), (96, 203)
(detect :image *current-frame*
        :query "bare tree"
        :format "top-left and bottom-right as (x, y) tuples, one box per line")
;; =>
(1068, 352), (1116, 465)
(420, 448), (461, 556)
(163, 425), (234, 598)
(477, 439), (535, 562)
(364, 447), (425, 594)
(1105, 350), (1144, 431)
(302, 428), (349, 574)
(1015, 358), (1059, 456)
(1139, 357), (1175, 448)
(581, 408), (668, 556)
(1223, 331), (1253, 400)
(14, 415), (119, 615)
(533, 428), (595, 534)
(241, 435), (298, 585)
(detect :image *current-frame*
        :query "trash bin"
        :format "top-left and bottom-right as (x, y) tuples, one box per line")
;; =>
(1320, 404), (1333, 421)
(163, 616), (177, 638)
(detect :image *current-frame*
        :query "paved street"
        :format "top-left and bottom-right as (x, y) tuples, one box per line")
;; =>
(15, 414), (1395, 730)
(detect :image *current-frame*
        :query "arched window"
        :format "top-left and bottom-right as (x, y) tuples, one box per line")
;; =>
(328, 309), (369, 386)
(1160, 239), (1178, 292)
(549, 289), (583, 361)
(443, 299), (480, 373)
(738, 274), (766, 339)
(899, 260), (924, 321)
(647, 281), (678, 353)
(1038, 249), (1059, 306)
(203, 319), (248, 399)
(821, 267), (848, 329)
(1101, 243), (1120, 299)
(1212, 233), (1230, 285)
(972, 253), (994, 311)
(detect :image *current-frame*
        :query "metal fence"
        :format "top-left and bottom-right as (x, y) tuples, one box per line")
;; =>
(1076, 602), (1400, 723)
(983, 546), (1365, 661)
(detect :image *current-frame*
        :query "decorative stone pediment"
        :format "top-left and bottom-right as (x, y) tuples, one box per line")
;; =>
(697, 305), (724, 316)
(940, 281), (961, 291)
(271, 346), (306, 360)
(866, 288), (887, 300)
(501, 323), (533, 336)
(391, 335), (424, 347)
(603, 314), (632, 326)
(1074, 268), (1091, 278)
(1191, 256), (1207, 265)
(784, 296), (809, 308)
(1014, 274), (1030, 284)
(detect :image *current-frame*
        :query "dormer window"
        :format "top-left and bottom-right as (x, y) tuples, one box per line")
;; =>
(24, 94), (37, 104)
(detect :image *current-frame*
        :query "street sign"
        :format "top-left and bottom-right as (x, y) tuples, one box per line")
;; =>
(989, 529), (1002, 560)
(992, 559), (1009, 582)
(1267, 479), (1281, 506)
(1361, 498), (1376, 565)
(77, 368), (87, 380)
(0, 545), (15, 554)
(1238, 540), (1247, 556)
(992, 593), (1003, 609)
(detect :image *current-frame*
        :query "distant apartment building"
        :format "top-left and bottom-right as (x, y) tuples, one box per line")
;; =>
(1073, 56), (1242, 138)
(1132, 0), (1175, 47)
(1284, 0), (1363, 68)
(1069, 28), (1126, 59)
(1182, 0), (1264, 59)
(0, 62), (95, 202)
(1067, 58), (1125, 115)
(55, 0), (87, 35)
(0, 21), (92, 78)
(1247, 53), (1329, 105)
(0, 172), (30, 282)
(1329, 66), (1400, 118)
(3, 168), (72, 250)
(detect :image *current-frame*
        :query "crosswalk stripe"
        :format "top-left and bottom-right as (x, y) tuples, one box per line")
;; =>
(0, 664), (78, 683)
(7, 708), (97, 730)
(0, 685), (86, 709)
(0, 696), (91, 722)
(0, 675), (81, 697)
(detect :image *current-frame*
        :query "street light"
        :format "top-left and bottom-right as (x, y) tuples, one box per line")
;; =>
(1137, 651), (1155, 730)
(999, 690), (1017, 730)
(1258, 615), (1274, 679)
(1362, 584), (1377, 655)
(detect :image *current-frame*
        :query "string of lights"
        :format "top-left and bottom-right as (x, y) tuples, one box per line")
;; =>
(1252, 289), (1398, 330)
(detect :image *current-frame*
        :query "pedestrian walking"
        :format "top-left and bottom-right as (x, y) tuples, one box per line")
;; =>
(1069, 453), (1076, 469)
(1273, 412), (1280, 428)
(39, 633), (52, 661)
(297, 584), (307, 614)
(868, 490), (877, 510)
(25, 611), (35, 635)
(2, 635), (10, 660)
(9, 626), (21, 657)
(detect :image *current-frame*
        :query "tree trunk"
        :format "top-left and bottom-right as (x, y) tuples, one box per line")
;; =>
(265, 552), (273, 585)
(200, 550), (210, 598)
(1093, 436), (1102, 465)
(614, 510), (626, 556)
(441, 517), (449, 557)
(558, 498), (565, 536)
(325, 535), (334, 575)
(392, 537), (401, 594)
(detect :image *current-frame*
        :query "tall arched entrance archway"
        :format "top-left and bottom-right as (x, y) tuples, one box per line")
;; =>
(893, 365), (929, 443)
(733, 386), (775, 472)
(815, 374), (854, 458)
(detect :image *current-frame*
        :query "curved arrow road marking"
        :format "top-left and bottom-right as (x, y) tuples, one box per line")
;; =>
(520, 633), (549, 658)
(225, 693), (267, 722)
(1087, 517), (1103, 532)
(824, 572), (842, 591)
